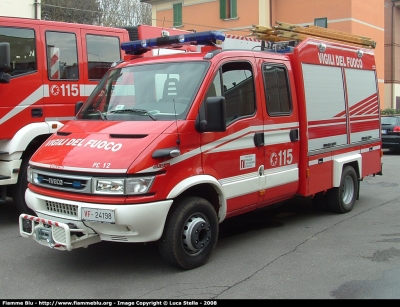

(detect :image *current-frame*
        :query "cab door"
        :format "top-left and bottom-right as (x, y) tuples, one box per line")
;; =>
(256, 58), (300, 205)
(200, 56), (265, 218)
(0, 19), (44, 140)
(40, 24), (82, 122)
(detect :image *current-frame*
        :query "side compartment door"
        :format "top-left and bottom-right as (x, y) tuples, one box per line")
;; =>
(301, 64), (347, 195)
(258, 59), (300, 204)
(345, 68), (381, 176)
(201, 58), (265, 217)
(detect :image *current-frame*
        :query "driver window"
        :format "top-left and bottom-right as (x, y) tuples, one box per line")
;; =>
(221, 61), (255, 124)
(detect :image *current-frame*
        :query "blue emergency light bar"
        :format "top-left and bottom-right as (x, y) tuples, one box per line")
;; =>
(121, 30), (226, 55)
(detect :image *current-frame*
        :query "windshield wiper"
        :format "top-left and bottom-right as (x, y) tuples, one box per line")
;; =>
(86, 109), (107, 120)
(96, 110), (106, 120)
(109, 108), (157, 121)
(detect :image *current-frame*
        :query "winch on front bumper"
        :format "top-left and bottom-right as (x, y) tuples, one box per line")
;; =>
(19, 214), (101, 250)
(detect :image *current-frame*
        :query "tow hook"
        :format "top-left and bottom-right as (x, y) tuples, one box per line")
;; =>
(35, 227), (55, 248)
(47, 238), (55, 248)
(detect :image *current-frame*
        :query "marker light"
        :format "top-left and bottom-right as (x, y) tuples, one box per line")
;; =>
(121, 30), (226, 55)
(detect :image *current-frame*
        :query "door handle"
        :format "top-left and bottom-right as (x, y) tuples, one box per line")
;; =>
(31, 108), (43, 118)
(254, 132), (264, 147)
(290, 129), (299, 142)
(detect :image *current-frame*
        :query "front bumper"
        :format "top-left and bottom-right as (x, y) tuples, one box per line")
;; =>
(19, 214), (101, 250)
(19, 189), (173, 250)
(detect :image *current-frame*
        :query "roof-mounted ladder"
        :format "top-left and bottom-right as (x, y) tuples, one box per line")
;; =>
(250, 21), (376, 49)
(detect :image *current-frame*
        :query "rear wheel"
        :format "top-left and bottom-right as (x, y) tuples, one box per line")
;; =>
(11, 156), (36, 216)
(327, 166), (358, 213)
(158, 196), (219, 270)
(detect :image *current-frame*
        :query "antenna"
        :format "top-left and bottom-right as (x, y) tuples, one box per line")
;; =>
(158, 17), (167, 56)
(173, 98), (180, 145)
(161, 16), (165, 33)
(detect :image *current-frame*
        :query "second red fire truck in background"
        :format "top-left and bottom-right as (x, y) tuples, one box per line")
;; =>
(0, 16), (192, 214)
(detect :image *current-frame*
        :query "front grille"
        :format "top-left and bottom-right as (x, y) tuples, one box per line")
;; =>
(32, 169), (92, 194)
(46, 200), (78, 217)
(38, 174), (88, 190)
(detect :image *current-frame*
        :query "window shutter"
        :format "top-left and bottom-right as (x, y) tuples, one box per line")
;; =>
(173, 3), (182, 27)
(220, 0), (226, 19)
(231, 0), (237, 18)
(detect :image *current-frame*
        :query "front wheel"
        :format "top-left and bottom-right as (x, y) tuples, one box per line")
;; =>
(327, 166), (358, 214)
(158, 196), (219, 270)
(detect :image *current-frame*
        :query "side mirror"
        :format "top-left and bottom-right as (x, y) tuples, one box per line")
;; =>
(195, 96), (226, 132)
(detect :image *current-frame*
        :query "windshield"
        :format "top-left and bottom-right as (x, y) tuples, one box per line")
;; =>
(76, 61), (209, 121)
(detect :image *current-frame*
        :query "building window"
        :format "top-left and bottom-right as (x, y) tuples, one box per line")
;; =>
(173, 3), (182, 27)
(220, 0), (237, 19)
(314, 17), (327, 28)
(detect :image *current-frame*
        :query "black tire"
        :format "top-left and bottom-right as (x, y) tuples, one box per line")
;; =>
(327, 166), (358, 214)
(11, 156), (36, 216)
(158, 196), (219, 270)
(311, 192), (329, 211)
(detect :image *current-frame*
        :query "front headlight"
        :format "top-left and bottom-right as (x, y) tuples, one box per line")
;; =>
(93, 176), (154, 195)
(27, 166), (33, 183)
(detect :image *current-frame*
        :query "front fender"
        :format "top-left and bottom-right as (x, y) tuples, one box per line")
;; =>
(3, 121), (63, 154)
(167, 175), (227, 223)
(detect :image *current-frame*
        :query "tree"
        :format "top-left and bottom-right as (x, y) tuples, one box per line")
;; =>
(41, 0), (152, 27)
(41, 0), (101, 24)
(98, 0), (152, 27)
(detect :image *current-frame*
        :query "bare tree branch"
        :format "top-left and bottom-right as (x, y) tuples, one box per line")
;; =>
(41, 0), (101, 24)
(98, 0), (152, 27)
(41, 0), (152, 27)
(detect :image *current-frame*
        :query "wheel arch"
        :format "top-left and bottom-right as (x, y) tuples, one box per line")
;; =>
(167, 175), (227, 223)
(333, 153), (361, 187)
(3, 124), (55, 193)
(5, 122), (62, 155)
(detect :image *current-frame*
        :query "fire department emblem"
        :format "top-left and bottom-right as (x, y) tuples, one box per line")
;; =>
(50, 85), (60, 96)
(270, 152), (278, 166)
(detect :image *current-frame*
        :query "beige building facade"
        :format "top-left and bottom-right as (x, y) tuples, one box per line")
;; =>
(0, 0), (41, 19)
(142, 0), (400, 110)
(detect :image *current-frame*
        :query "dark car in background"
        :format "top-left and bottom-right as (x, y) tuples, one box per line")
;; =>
(381, 115), (400, 151)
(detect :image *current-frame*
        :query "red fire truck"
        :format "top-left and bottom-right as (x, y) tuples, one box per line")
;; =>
(0, 16), (191, 214)
(19, 28), (383, 270)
